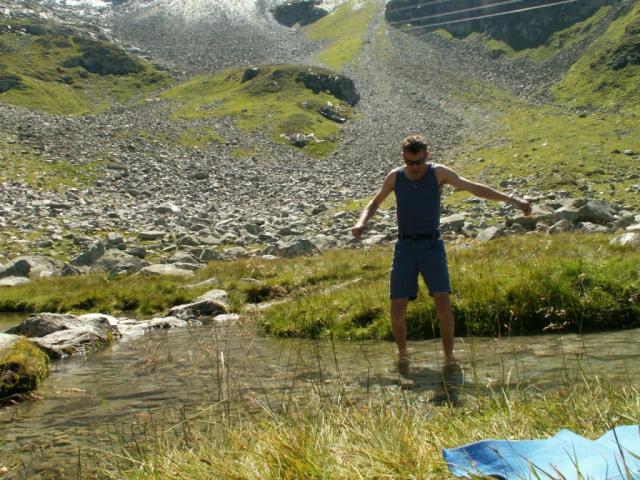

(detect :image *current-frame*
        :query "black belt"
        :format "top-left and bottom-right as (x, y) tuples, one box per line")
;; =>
(399, 232), (440, 240)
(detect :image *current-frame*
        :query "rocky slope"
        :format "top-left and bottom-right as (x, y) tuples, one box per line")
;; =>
(0, 0), (639, 282)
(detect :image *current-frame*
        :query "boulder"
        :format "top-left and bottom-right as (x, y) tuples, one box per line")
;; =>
(167, 298), (228, 320)
(139, 264), (194, 277)
(148, 316), (189, 329)
(0, 276), (31, 287)
(70, 241), (105, 267)
(0, 335), (50, 399)
(155, 202), (181, 214)
(577, 200), (615, 225)
(139, 230), (166, 241)
(610, 232), (640, 248)
(440, 214), (466, 233)
(0, 259), (31, 279)
(296, 69), (360, 106)
(6, 313), (117, 339)
(272, 0), (328, 27)
(547, 219), (574, 234)
(12, 256), (63, 277)
(195, 289), (230, 306)
(31, 327), (113, 359)
(213, 313), (241, 324)
(552, 207), (580, 224)
(270, 237), (320, 257)
(476, 225), (506, 242)
(92, 250), (149, 276)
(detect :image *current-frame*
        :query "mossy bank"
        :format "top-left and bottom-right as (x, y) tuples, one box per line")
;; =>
(0, 336), (50, 402)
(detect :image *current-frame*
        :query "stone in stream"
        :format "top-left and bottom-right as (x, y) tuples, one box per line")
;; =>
(0, 334), (50, 399)
(7, 313), (119, 339)
(31, 327), (114, 359)
(167, 291), (229, 320)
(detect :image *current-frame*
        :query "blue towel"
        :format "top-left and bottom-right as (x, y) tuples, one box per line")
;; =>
(443, 425), (640, 479)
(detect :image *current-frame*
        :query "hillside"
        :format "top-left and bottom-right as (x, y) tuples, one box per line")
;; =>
(0, 0), (639, 270)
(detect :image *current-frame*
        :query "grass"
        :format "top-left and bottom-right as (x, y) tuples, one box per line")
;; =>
(305, 0), (380, 70)
(466, 5), (614, 63)
(0, 337), (50, 401)
(554, 1), (640, 113)
(452, 82), (640, 211)
(0, 19), (171, 115)
(162, 64), (354, 157)
(0, 133), (103, 191)
(1, 233), (638, 340)
(94, 352), (639, 479)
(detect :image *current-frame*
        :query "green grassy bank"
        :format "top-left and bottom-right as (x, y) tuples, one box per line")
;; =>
(98, 374), (639, 479)
(1, 233), (638, 339)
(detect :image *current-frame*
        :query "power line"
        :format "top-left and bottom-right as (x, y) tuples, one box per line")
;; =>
(394, 0), (582, 31)
(388, 0), (529, 25)
(386, 0), (458, 16)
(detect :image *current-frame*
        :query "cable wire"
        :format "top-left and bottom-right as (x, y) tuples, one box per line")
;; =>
(387, 0), (530, 25)
(394, 0), (582, 31)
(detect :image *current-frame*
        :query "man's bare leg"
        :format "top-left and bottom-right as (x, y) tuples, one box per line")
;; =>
(390, 298), (409, 358)
(433, 292), (459, 366)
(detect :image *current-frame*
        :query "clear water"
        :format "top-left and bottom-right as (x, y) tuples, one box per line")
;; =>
(1, 313), (639, 478)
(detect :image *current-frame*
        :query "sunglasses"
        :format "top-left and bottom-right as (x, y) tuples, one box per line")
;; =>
(404, 159), (425, 166)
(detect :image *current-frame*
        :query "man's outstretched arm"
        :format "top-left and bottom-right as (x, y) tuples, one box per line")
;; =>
(352, 171), (396, 238)
(435, 165), (532, 215)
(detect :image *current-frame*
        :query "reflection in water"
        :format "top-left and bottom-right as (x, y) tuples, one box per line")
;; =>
(1, 314), (640, 477)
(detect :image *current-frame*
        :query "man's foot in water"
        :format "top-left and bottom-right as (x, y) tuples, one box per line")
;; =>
(397, 355), (411, 378)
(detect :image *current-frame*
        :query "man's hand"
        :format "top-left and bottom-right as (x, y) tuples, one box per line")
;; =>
(509, 196), (532, 216)
(351, 223), (366, 238)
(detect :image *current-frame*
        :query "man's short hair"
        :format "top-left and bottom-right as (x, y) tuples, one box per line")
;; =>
(402, 134), (428, 154)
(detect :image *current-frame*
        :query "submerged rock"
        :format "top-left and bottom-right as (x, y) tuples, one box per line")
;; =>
(272, 0), (328, 27)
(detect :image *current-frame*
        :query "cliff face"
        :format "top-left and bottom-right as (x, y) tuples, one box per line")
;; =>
(385, 0), (619, 50)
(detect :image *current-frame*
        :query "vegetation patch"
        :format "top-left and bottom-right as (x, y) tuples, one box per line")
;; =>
(101, 376), (638, 479)
(464, 6), (613, 63)
(0, 337), (50, 401)
(453, 84), (640, 211)
(554, 1), (640, 112)
(1, 234), (637, 340)
(305, 0), (379, 70)
(259, 233), (640, 340)
(0, 135), (103, 191)
(162, 64), (355, 157)
(0, 18), (171, 115)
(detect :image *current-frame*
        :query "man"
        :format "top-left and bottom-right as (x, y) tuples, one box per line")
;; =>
(351, 134), (532, 367)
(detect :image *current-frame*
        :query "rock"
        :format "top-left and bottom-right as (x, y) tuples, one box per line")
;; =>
(64, 37), (144, 76)
(155, 202), (181, 214)
(319, 103), (346, 123)
(200, 249), (222, 262)
(0, 276), (31, 287)
(272, 0), (328, 27)
(627, 224), (640, 232)
(552, 207), (580, 224)
(270, 237), (320, 257)
(0, 335), (50, 399)
(92, 250), (149, 276)
(148, 316), (189, 329)
(106, 232), (124, 246)
(182, 278), (219, 290)
(194, 289), (230, 306)
(70, 241), (105, 267)
(6, 313), (117, 338)
(138, 230), (166, 241)
(578, 222), (610, 233)
(440, 214), (466, 233)
(610, 232), (640, 248)
(0, 259), (31, 279)
(127, 247), (147, 259)
(167, 298), (228, 320)
(476, 225), (506, 241)
(311, 234), (338, 250)
(296, 69), (360, 106)
(507, 204), (554, 230)
(576, 200), (615, 225)
(241, 67), (260, 82)
(139, 264), (194, 276)
(290, 133), (309, 148)
(213, 313), (240, 323)
(31, 327), (113, 359)
(547, 219), (574, 234)
(362, 234), (388, 246)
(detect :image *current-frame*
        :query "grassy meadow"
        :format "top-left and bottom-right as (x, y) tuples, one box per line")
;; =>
(1, 233), (638, 341)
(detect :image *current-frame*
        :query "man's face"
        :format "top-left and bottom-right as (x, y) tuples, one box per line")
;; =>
(402, 150), (427, 172)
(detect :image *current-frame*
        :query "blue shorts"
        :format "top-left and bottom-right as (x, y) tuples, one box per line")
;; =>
(390, 238), (452, 299)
